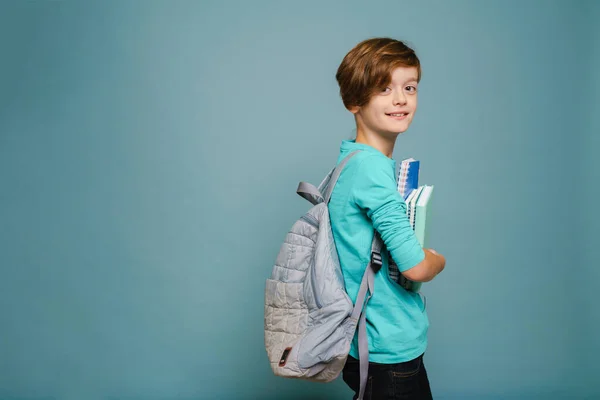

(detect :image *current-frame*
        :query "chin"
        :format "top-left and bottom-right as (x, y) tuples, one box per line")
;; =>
(394, 122), (412, 134)
(380, 129), (402, 138)
(386, 124), (410, 135)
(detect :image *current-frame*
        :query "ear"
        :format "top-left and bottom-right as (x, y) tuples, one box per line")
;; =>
(348, 105), (360, 114)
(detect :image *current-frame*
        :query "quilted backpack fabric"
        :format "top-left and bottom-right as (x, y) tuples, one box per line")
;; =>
(264, 150), (383, 400)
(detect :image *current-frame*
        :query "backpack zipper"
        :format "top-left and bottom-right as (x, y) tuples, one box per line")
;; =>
(310, 260), (322, 309)
(300, 213), (319, 228)
(300, 213), (322, 308)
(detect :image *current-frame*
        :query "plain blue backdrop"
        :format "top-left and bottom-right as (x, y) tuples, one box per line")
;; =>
(1, 1), (598, 399)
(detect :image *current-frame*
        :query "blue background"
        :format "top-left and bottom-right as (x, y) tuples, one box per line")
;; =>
(1, 1), (598, 399)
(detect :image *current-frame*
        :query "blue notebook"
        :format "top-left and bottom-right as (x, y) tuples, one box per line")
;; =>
(397, 158), (420, 201)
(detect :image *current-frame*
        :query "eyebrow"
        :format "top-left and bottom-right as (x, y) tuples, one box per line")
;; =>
(391, 77), (419, 85)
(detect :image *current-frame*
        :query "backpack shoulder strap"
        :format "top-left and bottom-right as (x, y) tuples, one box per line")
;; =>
(322, 150), (361, 204)
(296, 150), (362, 205)
(296, 148), (380, 400)
(352, 231), (383, 400)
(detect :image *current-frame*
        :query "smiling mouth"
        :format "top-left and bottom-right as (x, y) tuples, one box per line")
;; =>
(386, 113), (409, 118)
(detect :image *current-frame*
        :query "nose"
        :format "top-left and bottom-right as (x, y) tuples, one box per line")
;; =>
(393, 90), (407, 106)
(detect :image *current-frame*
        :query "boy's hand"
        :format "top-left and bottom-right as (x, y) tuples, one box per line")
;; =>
(424, 248), (445, 270)
(402, 248), (445, 282)
(427, 248), (439, 256)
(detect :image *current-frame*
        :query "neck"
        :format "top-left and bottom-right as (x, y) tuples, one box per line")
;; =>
(354, 126), (398, 158)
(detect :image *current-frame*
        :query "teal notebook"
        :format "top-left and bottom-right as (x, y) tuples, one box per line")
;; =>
(414, 185), (434, 247)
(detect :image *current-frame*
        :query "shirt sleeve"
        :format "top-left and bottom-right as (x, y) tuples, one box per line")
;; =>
(350, 154), (425, 272)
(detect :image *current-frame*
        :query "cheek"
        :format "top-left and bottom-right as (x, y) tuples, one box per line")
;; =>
(367, 109), (383, 124)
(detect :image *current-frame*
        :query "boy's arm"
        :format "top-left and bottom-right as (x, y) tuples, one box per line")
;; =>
(402, 248), (446, 282)
(351, 155), (445, 282)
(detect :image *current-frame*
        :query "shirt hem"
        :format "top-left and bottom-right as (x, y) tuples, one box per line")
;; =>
(348, 340), (428, 364)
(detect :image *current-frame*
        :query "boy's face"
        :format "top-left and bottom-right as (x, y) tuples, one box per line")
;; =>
(349, 66), (419, 137)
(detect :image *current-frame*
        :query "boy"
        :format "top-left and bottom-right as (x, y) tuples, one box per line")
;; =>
(328, 38), (447, 399)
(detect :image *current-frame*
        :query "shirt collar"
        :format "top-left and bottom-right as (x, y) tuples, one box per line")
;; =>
(340, 139), (396, 167)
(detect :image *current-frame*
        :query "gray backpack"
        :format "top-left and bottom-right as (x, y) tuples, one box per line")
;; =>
(264, 150), (383, 400)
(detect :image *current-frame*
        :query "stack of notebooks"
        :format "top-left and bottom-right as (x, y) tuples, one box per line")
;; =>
(388, 158), (434, 292)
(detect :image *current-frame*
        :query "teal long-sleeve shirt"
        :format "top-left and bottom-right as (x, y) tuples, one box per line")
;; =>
(329, 139), (428, 363)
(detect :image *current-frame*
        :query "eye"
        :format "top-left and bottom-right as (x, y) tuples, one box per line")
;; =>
(405, 85), (417, 92)
(381, 87), (392, 93)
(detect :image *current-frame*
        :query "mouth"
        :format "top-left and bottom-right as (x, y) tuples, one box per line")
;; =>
(386, 112), (409, 120)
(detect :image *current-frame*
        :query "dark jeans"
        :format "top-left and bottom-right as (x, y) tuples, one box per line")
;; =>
(342, 354), (433, 400)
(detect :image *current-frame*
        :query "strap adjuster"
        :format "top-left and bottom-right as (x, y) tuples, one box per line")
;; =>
(370, 251), (382, 273)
